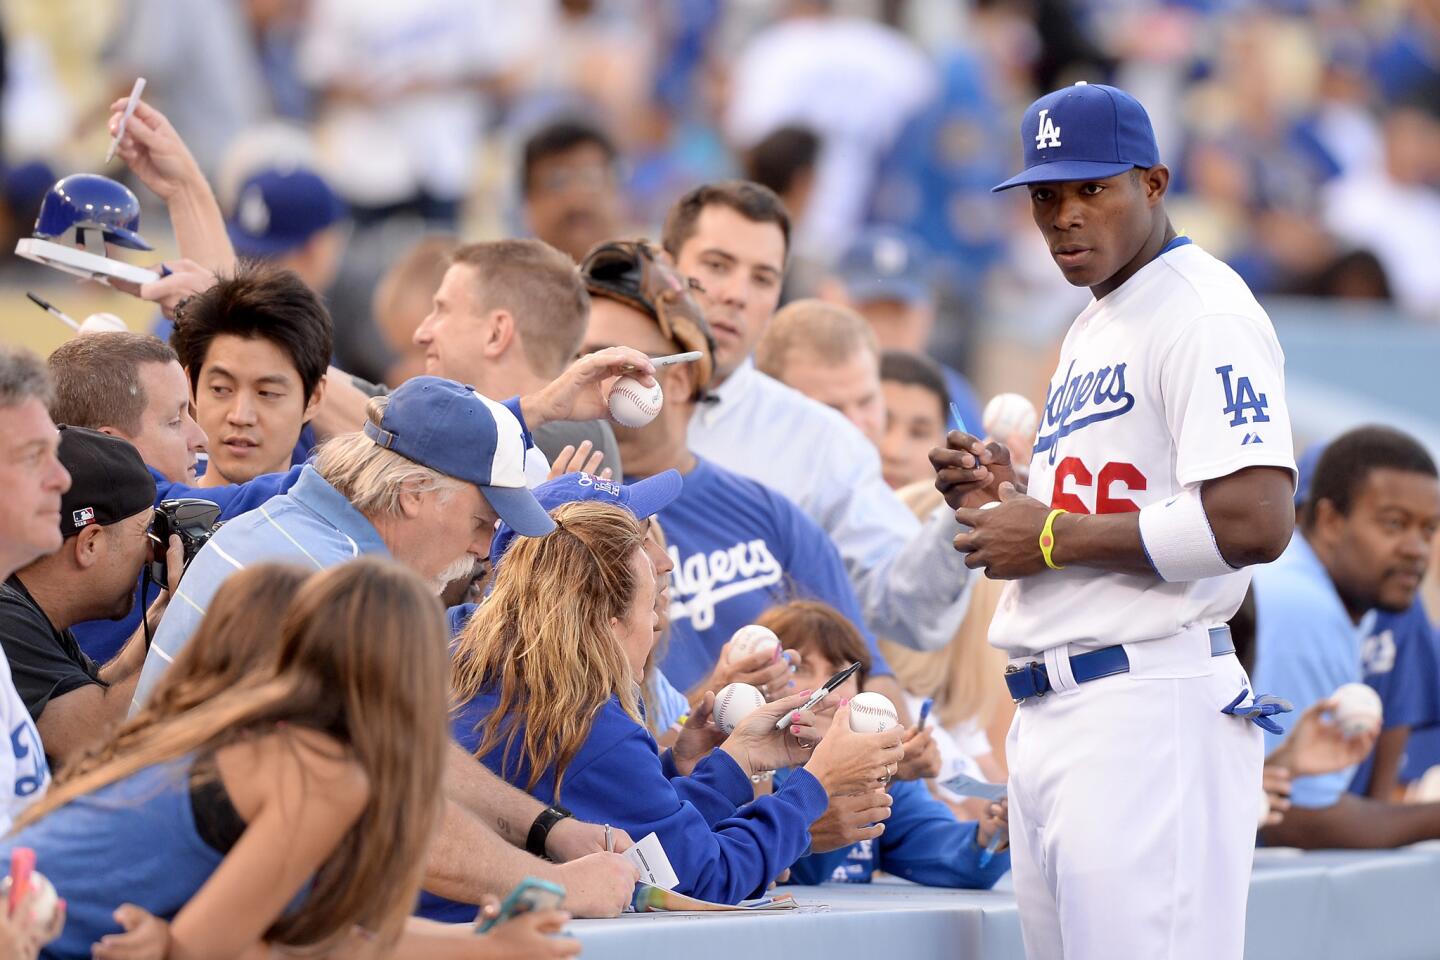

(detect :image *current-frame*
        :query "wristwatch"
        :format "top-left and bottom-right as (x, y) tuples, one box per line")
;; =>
(526, 804), (573, 859)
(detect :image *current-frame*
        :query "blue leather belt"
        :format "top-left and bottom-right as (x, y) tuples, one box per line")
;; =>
(1005, 626), (1235, 704)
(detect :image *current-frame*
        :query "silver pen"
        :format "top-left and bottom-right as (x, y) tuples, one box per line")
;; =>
(604, 823), (613, 853)
(106, 78), (147, 163)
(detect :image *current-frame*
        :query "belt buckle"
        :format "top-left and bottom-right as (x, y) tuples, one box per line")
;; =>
(1005, 662), (1047, 704)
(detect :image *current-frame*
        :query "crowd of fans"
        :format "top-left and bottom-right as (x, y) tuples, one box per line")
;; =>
(0, 1), (1434, 958)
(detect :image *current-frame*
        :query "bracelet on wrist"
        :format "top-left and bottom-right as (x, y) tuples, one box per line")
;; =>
(1040, 508), (1067, 571)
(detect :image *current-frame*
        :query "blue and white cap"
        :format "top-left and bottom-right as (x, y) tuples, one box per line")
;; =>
(993, 82), (1160, 192)
(226, 166), (346, 257)
(363, 376), (555, 536)
(487, 469), (683, 574)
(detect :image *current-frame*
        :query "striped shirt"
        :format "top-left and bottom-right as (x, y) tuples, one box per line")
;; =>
(131, 465), (389, 712)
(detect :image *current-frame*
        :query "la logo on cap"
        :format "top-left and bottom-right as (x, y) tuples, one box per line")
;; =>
(72, 507), (95, 527)
(1035, 109), (1062, 149)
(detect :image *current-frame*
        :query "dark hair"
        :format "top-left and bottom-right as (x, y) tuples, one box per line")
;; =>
(172, 262), (333, 402)
(48, 333), (176, 435)
(522, 119), (618, 194)
(661, 180), (791, 259)
(879, 350), (950, 422)
(743, 126), (820, 198)
(1305, 426), (1438, 528)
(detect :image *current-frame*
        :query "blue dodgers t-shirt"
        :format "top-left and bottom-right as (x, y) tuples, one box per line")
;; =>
(1351, 600), (1440, 794)
(643, 457), (891, 692)
(1252, 534), (1373, 809)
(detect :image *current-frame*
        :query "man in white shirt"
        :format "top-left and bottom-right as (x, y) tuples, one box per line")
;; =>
(663, 180), (973, 655)
(936, 83), (1297, 960)
(0, 348), (74, 830)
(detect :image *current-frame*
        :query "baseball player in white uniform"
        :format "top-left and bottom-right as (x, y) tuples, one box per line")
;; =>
(933, 83), (1298, 959)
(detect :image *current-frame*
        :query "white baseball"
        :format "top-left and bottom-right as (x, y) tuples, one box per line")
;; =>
(1331, 682), (1382, 737)
(78, 312), (127, 335)
(3, 870), (58, 933)
(608, 376), (663, 428)
(983, 392), (1039, 444)
(713, 682), (766, 734)
(726, 624), (781, 663)
(847, 691), (900, 734)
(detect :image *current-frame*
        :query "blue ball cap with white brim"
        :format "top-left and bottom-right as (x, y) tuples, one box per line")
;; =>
(363, 376), (556, 537)
(992, 82), (1160, 192)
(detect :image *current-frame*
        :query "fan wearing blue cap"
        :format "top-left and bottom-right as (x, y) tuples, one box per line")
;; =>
(934, 82), (1299, 960)
(134, 374), (556, 711)
(226, 166), (349, 296)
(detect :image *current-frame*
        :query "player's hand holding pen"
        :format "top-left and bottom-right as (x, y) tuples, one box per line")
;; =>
(931, 430), (1021, 510)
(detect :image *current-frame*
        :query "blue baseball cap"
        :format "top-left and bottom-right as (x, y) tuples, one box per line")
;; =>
(363, 376), (555, 536)
(993, 82), (1160, 192)
(1293, 441), (1329, 508)
(488, 469), (683, 574)
(227, 166), (346, 257)
(837, 228), (931, 305)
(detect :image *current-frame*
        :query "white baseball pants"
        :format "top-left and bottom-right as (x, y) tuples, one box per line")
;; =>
(1005, 627), (1264, 960)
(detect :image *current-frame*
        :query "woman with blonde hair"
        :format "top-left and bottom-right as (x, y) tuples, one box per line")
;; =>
(429, 501), (903, 912)
(1, 558), (449, 959)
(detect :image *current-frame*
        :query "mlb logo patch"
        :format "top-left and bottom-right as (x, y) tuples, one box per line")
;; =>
(72, 507), (95, 528)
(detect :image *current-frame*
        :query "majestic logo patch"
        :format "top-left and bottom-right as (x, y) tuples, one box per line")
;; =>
(1033, 359), (1135, 464)
(1216, 364), (1270, 427)
(667, 539), (782, 631)
(1035, 108), (1062, 149)
(72, 507), (95, 528)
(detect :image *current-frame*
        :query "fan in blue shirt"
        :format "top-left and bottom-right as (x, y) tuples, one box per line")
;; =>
(1350, 600), (1440, 798)
(761, 599), (1011, 890)
(579, 240), (904, 715)
(424, 500), (904, 919)
(1252, 427), (1440, 849)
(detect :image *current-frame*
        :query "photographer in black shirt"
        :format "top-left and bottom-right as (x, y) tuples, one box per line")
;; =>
(0, 427), (181, 766)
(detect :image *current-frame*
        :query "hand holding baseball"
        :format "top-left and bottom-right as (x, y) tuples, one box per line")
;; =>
(804, 701), (905, 797)
(670, 690), (730, 777)
(720, 689), (826, 775)
(1266, 697), (1378, 779)
(702, 635), (797, 701)
(521, 347), (656, 429)
(952, 482), (1054, 579)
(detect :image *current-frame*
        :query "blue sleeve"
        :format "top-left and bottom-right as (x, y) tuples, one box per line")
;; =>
(668, 750), (755, 828)
(872, 780), (1010, 889)
(770, 493), (892, 677)
(447, 603), (478, 638)
(152, 466), (305, 522)
(562, 726), (829, 904)
(1252, 573), (1360, 809)
(1364, 608), (1440, 730)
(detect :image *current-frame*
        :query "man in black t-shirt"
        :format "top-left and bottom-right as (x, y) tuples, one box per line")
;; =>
(0, 426), (177, 764)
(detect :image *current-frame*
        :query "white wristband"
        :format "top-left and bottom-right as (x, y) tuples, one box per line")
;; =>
(1138, 486), (1238, 582)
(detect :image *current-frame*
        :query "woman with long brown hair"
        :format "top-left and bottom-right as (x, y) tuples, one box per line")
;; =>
(1, 558), (449, 959)
(428, 501), (903, 912)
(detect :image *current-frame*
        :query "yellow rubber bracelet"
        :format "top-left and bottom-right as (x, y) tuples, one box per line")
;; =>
(1040, 508), (1067, 571)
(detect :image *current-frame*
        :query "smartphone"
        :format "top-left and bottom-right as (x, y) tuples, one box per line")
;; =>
(474, 876), (566, 934)
(6, 848), (34, 917)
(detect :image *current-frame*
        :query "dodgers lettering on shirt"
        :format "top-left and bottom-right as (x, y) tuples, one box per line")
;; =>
(645, 458), (891, 692)
(990, 242), (1296, 657)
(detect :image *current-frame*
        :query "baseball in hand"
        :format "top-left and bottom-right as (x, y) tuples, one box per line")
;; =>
(1331, 682), (1382, 737)
(727, 624), (781, 663)
(848, 691), (900, 734)
(983, 393), (1039, 444)
(608, 376), (663, 428)
(714, 682), (766, 734)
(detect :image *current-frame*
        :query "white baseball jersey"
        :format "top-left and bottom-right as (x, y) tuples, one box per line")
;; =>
(989, 240), (1296, 657)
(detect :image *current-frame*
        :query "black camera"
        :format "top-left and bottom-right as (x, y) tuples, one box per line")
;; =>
(148, 499), (223, 587)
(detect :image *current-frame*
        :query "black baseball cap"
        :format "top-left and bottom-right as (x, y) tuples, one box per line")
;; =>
(57, 426), (157, 538)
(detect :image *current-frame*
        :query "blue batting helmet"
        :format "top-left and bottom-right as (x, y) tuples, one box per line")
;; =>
(33, 174), (152, 251)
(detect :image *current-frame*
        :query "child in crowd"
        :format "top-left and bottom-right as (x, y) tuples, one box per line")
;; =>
(430, 501), (903, 913)
(758, 600), (1012, 888)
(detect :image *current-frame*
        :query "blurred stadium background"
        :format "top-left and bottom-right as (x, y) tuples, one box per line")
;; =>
(0, 0), (1436, 453)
